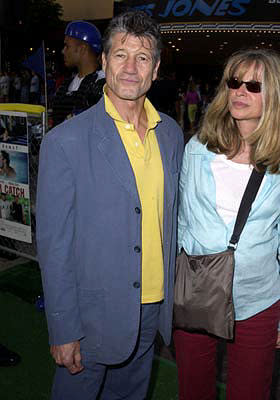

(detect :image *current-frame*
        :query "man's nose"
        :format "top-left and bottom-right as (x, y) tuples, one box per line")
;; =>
(124, 57), (137, 73)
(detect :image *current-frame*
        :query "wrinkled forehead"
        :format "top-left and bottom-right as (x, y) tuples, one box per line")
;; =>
(229, 59), (264, 81)
(111, 32), (155, 52)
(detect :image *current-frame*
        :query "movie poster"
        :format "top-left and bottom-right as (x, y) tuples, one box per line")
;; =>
(0, 111), (31, 243)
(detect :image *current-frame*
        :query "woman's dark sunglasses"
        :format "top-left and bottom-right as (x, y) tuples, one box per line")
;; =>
(226, 77), (262, 93)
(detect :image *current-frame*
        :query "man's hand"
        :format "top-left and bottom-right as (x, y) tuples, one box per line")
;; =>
(50, 341), (84, 374)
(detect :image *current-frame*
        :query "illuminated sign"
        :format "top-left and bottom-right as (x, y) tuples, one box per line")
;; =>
(126, 0), (280, 22)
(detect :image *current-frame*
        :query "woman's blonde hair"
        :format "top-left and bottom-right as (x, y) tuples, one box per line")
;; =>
(199, 48), (280, 173)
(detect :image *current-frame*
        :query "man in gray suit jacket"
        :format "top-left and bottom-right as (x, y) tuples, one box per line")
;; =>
(36, 10), (184, 400)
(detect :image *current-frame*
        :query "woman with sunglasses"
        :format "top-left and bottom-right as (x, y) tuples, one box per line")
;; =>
(174, 48), (280, 400)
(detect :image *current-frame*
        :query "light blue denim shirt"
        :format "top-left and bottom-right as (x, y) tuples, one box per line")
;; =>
(178, 135), (280, 321)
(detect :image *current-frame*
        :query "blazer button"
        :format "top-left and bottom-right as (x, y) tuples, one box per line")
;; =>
(135, 207), (141, 214)
(133, 281), (140, 288)
(134, 246), (141, 253)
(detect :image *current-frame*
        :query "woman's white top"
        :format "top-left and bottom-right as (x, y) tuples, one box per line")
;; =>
(211, 154), (265, 225)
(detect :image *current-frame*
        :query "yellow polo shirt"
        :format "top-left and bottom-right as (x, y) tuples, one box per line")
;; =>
(104, 91), (164, 303)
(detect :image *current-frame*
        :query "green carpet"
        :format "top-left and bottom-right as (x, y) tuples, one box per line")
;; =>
(0, 261), (226, 400)
(0, 291), (54, 400)
(0, 260), (43, 303)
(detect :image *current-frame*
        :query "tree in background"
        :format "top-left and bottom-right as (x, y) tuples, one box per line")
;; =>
(0, 0), (64, 70)
(24, 0), (63, 37)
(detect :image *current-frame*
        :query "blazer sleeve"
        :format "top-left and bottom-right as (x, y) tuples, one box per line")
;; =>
(36, 132), (84, 345)
(177, 141), (189, 253)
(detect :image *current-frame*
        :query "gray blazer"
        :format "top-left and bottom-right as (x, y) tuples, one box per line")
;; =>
(36, 97), (184, 364)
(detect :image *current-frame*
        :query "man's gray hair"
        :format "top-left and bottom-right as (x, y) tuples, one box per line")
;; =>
(102, 10), (162, 65)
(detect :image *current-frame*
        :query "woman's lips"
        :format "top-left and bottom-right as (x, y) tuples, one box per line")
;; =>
(232, 101), (248, 108)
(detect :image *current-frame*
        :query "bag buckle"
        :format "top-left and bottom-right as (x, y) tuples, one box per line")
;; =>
(228, 242), (237, 251)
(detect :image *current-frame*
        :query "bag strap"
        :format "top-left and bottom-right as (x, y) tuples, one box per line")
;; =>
(228, 167), (266, 249)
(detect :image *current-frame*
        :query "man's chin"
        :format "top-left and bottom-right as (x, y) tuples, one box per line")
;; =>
(118, 90), (145, 102)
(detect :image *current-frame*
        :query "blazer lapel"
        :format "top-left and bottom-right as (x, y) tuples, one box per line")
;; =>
(93, 100), (140, 202)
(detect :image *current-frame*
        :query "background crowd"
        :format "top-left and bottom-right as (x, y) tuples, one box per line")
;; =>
(0, 66), (217, 139)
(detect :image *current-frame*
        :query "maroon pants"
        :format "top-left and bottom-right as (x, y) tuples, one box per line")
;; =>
(173, 300), (280, 400)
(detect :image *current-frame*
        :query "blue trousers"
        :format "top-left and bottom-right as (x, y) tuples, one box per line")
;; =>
(51, 303), (160, 400)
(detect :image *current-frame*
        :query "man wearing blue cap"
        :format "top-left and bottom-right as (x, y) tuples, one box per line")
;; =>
(52, 20), (105, 127)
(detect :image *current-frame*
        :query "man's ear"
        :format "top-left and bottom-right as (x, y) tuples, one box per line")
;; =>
(152, 60), (160, 82)
(102, 52), (106, 72)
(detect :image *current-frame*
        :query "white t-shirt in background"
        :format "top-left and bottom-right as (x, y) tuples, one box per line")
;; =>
(68, 74), (85, 92)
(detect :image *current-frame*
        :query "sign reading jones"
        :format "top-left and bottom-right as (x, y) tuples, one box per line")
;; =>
(126, 0), (280, 22)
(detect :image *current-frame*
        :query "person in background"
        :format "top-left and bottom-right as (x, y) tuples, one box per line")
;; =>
(184, 80), (200, 132)
(52, 20), (105, 127)
(200, 81), (214, 115)
(20, 69), (30, 103)
(174, 48), (280, 400)
(175, 85), (186, 131)
(36, 10), (183, 400)
(0, 71), (10, 103)
(46, 72), (56, 108)
(29, 71), (40, 104)
(12, 72), (21, 103)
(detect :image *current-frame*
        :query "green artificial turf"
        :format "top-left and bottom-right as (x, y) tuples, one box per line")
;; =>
(0, 260), (43, 303)
(148, 357), (179, 400)
(1, 289), (181, 400)
(0, 291), (54, 400)
(0, 261), (227, 400)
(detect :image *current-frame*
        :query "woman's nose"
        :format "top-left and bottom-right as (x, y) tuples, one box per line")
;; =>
(235, 82), (247, 95)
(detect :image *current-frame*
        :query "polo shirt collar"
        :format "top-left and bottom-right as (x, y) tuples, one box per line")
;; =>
(103, 85), (161, 130)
